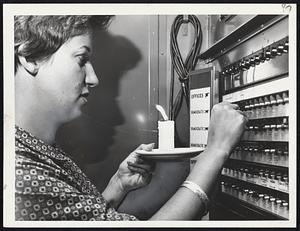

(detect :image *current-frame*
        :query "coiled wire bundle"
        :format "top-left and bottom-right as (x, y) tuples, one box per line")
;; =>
(169, 15), (202, 121)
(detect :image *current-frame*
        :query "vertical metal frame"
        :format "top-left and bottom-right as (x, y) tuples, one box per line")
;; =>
(148, 15), (160, 133)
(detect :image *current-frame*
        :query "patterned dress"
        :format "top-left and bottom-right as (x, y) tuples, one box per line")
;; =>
(15, 126), (137, 221)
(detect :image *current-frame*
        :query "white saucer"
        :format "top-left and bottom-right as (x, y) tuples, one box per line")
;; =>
(136, 147), (204, 160)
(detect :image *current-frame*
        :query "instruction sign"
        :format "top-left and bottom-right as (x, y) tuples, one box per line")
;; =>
(190, 87), (211, 148)
(189, 67), (215, 168)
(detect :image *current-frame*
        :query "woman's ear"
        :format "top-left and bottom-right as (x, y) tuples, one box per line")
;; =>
(18, 55), (39, 76)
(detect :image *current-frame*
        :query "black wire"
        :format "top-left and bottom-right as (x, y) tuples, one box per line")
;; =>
(169, 66), (175, 120)
(169, 15), (202, 121)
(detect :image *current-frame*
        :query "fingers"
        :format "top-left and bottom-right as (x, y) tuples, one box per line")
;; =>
(127, 153), (156, 175)
(133, 143), (154, 159)
(127, 165), (148, 176)
(221, 102), (248, 120)
(127, 162), (153, 186)
(235, 109), (249, 132)
(127, 161), (154, 173)
(135, 155), (156, 170)
(222, 101), (240, 110)
(127, 164), (146, 175)
(228, 103), (240, 110)
(127, 162), (154, 176)
(236, 109), (248, 120)
(136, 143), (155, 151)
(216, 101), (240, 112)
(209, 101), (249, 155)
(125, 143), (155, 164)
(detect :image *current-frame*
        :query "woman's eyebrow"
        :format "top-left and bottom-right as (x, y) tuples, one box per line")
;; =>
(80, 45), (91, 53)
(75, 45), (91, 53)
(73, 46), (91, 56)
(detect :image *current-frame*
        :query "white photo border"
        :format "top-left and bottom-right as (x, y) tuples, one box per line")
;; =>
(3, 3), (297, 228)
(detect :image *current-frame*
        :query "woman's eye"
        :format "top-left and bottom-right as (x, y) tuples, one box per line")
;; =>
(78, 55), (89, 67)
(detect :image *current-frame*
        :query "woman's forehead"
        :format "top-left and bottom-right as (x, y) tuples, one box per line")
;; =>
(63, 33), (93, 53)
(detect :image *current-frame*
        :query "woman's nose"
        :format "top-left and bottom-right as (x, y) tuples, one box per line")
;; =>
(85, 63), (99, 87)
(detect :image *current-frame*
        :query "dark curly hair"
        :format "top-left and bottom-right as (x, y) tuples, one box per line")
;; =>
(14, 15), (114, 72)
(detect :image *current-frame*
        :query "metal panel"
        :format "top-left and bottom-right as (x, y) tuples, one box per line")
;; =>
(213, 16), (288, 72)
(210, 14), (290, 221)
(201, 15), (288, 61)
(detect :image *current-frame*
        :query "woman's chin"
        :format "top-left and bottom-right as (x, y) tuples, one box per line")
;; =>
(65, 108), (83, 123)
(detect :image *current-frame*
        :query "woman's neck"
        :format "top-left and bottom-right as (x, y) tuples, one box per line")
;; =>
(15, 70), (61, 145)
(16, 114), (59, 145)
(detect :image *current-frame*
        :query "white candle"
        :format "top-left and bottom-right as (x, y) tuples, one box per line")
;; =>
(158, 120), (174, 150)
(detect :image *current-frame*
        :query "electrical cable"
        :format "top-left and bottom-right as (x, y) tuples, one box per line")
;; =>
(169, 15), (202, 121)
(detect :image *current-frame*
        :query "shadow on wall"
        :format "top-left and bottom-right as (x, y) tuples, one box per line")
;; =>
(56, 29), (142, 168)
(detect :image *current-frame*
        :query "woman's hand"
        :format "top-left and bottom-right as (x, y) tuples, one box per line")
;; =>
(116, 143), (155, 193)
(206, 101), (248, 158)
(102, 143), (155, 208)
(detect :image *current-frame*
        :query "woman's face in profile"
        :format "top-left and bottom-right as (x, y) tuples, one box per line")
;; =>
(35, 32), (99, 124)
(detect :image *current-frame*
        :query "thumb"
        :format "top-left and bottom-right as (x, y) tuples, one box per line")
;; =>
(143, 143), (155, 151)
(136, 143), (155, 151)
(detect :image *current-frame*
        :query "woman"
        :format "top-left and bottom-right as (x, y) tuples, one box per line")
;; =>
(14, 15), (247, 221)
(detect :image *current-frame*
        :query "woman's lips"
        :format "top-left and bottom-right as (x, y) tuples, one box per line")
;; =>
(80, 92), (89, 103)
(81, 96), (88, 104)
